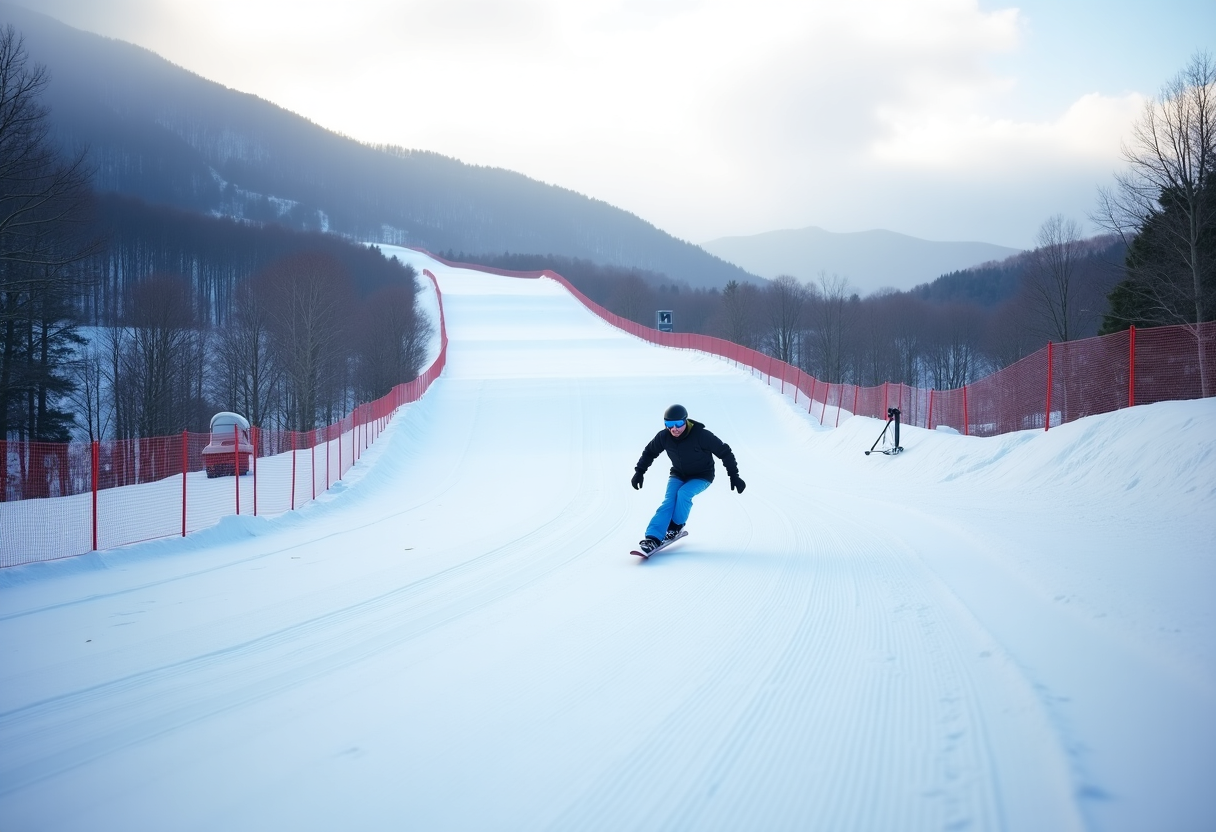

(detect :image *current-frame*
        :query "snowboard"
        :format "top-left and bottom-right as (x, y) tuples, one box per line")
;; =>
(630, 530), (688, 559)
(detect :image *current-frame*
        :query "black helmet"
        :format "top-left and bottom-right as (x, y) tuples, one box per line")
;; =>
(663, 404), (688, 422)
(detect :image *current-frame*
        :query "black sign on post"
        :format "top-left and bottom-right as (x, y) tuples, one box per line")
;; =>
(657, 310), (674, 332)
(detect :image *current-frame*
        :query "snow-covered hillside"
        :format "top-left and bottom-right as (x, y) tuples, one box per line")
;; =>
(1, 252), (1213, 832)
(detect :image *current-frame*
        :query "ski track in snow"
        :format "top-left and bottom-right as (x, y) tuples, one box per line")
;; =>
(1, 253), (1213, 832)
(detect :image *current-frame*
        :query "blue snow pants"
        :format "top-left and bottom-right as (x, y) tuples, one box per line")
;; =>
(645, 476), (711, 541)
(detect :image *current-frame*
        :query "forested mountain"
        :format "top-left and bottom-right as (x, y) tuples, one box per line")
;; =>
(88, 194), (418, 327)
(701, 226), (1023, 297)
(1, 14), (432, 445)
(908, 235), (1126, 308)
(1, 2), (754, 290)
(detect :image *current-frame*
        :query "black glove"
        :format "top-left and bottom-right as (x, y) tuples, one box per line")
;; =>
(730, 475), (746, 493)
(631, 472), (645, 490)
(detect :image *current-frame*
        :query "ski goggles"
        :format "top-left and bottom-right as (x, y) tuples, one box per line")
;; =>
(664, 419), (686, 429)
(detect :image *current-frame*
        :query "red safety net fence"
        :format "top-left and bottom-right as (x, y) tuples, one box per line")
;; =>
(418, 252), (1213, 436)
(1, 272), (448, 567)
(428, 249), (1216, 438)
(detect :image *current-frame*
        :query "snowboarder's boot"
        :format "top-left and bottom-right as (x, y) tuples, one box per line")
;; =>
(638, 536), (662, 555)
(664, 522), (685, 541)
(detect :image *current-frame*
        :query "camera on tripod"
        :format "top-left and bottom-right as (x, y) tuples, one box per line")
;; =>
(866, 407), (904, 456)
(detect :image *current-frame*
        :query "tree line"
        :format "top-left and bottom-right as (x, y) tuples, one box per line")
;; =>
(69, 244), (431, 443)
(85, 192), (423, 328)
(442, 228), (1126, 391)
(1, 26), (431, 450)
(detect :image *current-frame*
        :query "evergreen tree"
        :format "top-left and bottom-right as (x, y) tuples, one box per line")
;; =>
(0, 26), (96, 445)
(1099, 184), (1216, 334)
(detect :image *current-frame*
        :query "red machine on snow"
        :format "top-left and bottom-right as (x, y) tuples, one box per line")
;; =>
(201, 412), (254, 477)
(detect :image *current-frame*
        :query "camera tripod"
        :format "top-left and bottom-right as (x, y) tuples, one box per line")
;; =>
(864, 407), (904, 456)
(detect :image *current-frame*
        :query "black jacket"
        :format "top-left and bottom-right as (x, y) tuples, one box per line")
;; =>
(635, 420), (739, 484)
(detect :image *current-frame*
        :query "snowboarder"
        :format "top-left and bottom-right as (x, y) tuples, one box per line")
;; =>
(631, 404), (745, 555)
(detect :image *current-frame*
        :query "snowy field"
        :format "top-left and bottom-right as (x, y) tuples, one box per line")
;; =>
(1, 251), (1213, 832)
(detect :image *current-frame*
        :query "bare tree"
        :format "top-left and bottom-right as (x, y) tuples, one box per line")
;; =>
(889, 297), (929, 387)
(923, 303), (988, 390)
(1025, 215), (1090, 342)
(712, 279), (763, 349)
(256, 252), (354, 431)
(763, 275), (807, 364)
(66, 340), (111, 441)
(803, 271), (854, 382)
(0, 26), (94, 276)
(115, 274), (200, 437)
(985, 292), (1040, 371)
(355, 281), (432, 401)
(0, 25), (97, 446)
(607, 273), (654, 326)
(212, 278), (279, 427)
(856, 291), (896, 386)
(1095, 50), (1215, 393)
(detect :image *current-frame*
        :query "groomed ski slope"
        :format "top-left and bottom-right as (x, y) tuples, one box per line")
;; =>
(1, 251), (1213, 832)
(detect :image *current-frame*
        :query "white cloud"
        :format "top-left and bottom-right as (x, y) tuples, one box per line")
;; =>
(871, 91), (1143, 170)
(11, 0), (1166, 246)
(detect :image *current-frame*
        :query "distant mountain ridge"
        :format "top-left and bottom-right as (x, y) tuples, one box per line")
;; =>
(1, 2), (754, 290)
(908, 234), (1125, 309)
(701, 226), (1022, 297)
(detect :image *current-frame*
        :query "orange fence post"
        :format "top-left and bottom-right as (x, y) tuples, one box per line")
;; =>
(252, 426), (258, 517)
(233, 424), (241, 515)
(1045, 341), (1054, 431)
(1128, 326), (1136, 408)
(181, 430), (188, 537)
(92, 440), (100, 551)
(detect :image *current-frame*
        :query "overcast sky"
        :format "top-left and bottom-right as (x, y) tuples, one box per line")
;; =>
(9, 0), (1215, 248)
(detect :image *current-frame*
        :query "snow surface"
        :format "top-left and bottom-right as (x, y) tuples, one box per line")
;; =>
(1, 250), (1214, 832)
